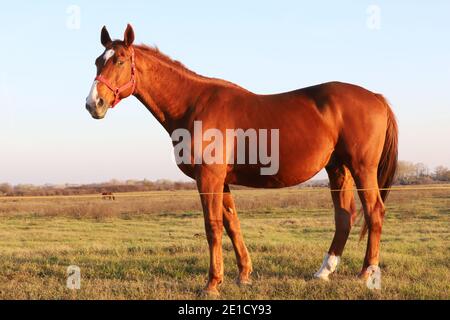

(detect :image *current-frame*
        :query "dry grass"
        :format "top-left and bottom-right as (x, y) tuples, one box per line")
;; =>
(0, 189), (334, 218)
(0, 186), (448, 299)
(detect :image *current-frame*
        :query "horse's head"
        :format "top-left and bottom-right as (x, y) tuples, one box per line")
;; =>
(85, 24), (136, 119)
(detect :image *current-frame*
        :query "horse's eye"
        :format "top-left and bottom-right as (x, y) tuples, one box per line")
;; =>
(117, 60), (124, 66)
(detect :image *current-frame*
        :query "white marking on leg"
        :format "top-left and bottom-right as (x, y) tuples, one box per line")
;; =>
(314, 253), (340, 281)
(103, 49), (115, 62)
(86, 80), (99, 106)
(366, 265), (381, 290)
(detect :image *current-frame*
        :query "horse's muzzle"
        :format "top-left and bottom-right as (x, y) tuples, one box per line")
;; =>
(85, 103), (105, 120)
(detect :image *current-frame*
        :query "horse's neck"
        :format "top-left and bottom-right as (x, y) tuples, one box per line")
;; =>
(133, 48), (206, 133)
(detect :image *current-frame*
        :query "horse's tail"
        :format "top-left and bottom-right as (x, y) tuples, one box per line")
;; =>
(360, 95), (398, 240)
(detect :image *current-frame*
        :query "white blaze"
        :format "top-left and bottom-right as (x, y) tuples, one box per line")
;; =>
(86, 80), (99, 106)
(103, 49), (114, 62)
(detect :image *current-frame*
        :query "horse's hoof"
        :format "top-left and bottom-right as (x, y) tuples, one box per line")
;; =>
(202, 288), (220, 298)
(357, 270), (369, 280)
(313, 253), (339, 282)
(313, 273), (330, 282)
(236, 277), (252, 286)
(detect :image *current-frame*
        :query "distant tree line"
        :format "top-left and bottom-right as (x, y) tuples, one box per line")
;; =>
(300, 161), (450, 187)
(395, 161), (450, 185)
(0, 179), (196, 197)
(0, 161), (449, 196)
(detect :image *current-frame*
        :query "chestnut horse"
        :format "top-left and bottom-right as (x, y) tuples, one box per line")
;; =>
(85, 25), (398, 295)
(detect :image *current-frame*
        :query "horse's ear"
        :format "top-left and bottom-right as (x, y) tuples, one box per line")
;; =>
(101, 26), (112, 47)
(123, 24), (135, 47)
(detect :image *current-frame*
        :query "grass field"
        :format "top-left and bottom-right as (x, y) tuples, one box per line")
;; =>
(0, 186), (448, 300)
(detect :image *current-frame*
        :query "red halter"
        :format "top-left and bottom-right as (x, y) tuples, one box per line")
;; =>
(95, 47), (136, 108)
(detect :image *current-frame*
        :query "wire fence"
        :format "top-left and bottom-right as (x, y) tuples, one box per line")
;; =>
(1, 185), (449, 201)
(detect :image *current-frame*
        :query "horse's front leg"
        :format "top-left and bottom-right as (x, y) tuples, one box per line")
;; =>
(222, 184), (252, 285)
(196, 168), (226, 296)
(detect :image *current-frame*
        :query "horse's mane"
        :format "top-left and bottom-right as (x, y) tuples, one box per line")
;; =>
(135, 44), (248, 91)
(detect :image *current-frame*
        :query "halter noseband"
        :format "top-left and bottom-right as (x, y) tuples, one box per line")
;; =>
(95, 47), (136, 108)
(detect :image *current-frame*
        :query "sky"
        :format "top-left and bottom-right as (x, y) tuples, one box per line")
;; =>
(0, 1), (449, 185)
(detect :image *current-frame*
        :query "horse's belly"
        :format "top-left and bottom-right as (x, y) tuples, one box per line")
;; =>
(227, 138), (334, 188)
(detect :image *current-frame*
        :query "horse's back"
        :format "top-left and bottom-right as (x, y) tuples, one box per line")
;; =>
(258, 81), (389, 141)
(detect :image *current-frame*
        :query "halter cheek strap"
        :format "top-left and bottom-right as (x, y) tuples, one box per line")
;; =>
(95, 47), (136, 108)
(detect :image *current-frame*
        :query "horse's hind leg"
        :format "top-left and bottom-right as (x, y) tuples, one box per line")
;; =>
(352, 168), (385, 278)
(222, 184), (253, 285)
(314, 161), (357, 280)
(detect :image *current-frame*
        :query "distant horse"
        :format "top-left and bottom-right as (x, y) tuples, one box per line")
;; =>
(101, 192), (115, 200)
(85, 25), (398, 295)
